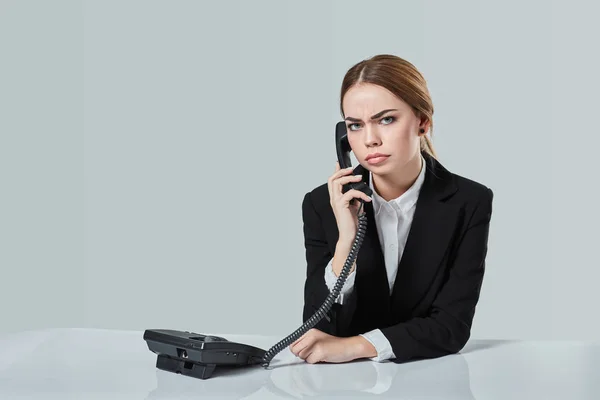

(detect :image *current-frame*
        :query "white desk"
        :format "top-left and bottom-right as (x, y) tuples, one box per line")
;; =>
(0, 328), (597, 399)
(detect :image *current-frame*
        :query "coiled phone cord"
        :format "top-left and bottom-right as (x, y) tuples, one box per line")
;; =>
(261, 200), (368, 368)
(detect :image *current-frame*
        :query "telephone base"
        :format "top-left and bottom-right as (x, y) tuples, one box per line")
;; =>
(143, 329), (267, 380)
(156, 354), (217, 379)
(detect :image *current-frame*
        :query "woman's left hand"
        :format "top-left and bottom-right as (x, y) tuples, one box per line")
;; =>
(289, 328), (371, 364)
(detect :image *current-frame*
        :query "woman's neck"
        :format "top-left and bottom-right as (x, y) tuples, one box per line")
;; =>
(371, 152), (423, 202)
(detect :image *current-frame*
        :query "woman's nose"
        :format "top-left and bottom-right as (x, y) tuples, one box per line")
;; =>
(364, 126), (381, 147)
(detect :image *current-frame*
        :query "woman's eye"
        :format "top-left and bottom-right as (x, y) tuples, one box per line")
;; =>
(381, 116), (395, 125)
(347, 123), (360, 131)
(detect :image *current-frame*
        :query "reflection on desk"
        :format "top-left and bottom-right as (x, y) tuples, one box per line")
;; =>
(0, 328), (598, 399)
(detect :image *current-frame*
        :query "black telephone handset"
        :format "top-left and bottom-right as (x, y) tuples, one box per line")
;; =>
(143, 122), (371, 379)
(335, 121), (373, 197)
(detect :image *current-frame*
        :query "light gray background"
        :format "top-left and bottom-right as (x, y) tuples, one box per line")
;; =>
(1, 0), (599, 341)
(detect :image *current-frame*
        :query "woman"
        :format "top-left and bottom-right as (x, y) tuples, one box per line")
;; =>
(290, 54), (494, 364)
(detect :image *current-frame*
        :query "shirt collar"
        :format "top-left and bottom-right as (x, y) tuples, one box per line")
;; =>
(369, 154), (427, 216)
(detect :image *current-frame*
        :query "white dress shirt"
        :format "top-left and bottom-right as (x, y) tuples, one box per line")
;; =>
(323, 155), (426, 362)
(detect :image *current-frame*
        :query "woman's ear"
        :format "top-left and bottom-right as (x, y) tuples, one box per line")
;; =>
(418, 117), (430, 135)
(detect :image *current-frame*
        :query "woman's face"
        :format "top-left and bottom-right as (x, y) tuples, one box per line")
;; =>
(342, 83), (427, 176)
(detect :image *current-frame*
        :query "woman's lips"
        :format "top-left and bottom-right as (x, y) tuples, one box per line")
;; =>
(366, 155), (390, 165)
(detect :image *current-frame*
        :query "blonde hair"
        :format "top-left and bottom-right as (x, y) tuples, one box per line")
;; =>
(340, 54), (437, 159)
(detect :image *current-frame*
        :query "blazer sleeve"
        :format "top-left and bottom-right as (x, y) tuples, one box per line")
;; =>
(381, 187), (494, 363)
(301, 191), (358, 336)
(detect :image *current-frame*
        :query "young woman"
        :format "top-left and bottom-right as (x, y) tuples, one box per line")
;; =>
(290, 54), (494, 364)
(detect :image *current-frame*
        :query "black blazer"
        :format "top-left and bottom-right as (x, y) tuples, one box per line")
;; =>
(301, 150), (494, 363)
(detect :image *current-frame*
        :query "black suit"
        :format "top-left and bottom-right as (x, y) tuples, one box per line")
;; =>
(301, 151), (494, 363)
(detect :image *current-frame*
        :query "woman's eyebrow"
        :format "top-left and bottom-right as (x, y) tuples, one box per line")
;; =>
(344, 109), (398, 122)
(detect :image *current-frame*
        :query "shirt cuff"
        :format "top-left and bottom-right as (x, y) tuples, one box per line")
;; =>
(359, 329), (396, 362)
(324, 258), (355, 304)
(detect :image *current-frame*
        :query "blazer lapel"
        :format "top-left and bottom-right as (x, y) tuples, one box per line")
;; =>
(389, 152), (460, 316)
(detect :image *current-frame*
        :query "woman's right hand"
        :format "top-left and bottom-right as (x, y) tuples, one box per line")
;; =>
(327, 162), (372, 246)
